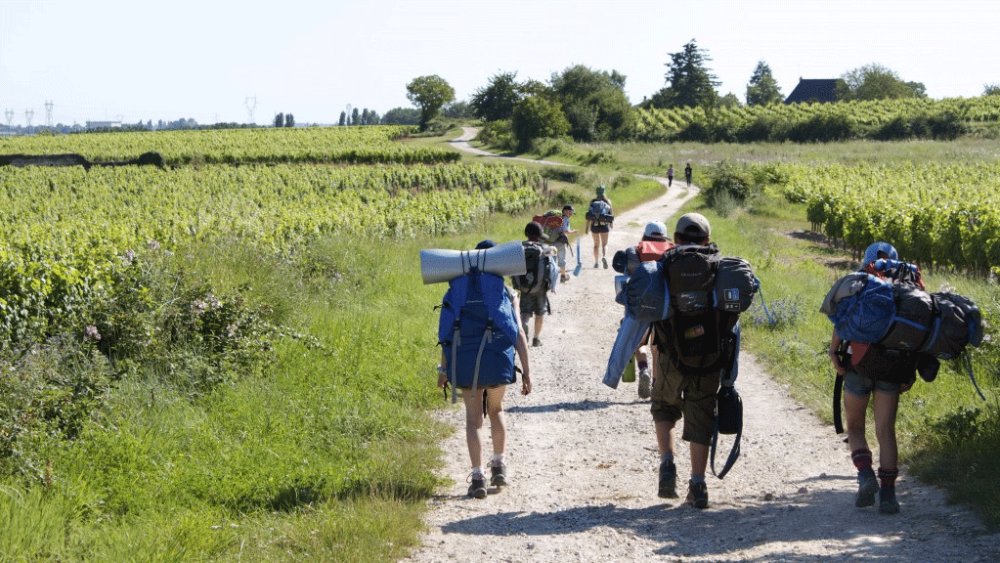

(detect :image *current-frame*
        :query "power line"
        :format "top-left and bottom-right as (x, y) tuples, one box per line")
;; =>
(244, 96), (257, 125)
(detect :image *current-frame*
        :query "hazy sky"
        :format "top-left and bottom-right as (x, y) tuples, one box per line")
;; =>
(1, 0), (997, 125)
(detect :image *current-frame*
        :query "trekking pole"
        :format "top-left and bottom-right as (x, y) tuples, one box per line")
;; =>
(963, 354), (987, 401)
(756, 281), (777, 326)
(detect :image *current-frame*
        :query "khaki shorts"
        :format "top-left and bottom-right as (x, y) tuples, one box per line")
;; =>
(650, 354), (720, 446)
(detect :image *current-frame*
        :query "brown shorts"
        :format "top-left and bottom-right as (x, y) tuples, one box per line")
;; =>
(650, 354), (720, 446)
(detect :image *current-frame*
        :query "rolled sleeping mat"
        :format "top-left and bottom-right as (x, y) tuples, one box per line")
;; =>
(420, 240), (527, 284)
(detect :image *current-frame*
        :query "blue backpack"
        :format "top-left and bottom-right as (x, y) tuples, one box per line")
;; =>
(438, 271), (520, 403)
(822, 273), (896, 343)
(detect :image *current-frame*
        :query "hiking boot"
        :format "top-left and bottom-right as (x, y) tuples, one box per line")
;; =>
(560, 273), (570, 283)
(638, 368), (652, 399)
(855, 468), (879, 508)
(490, 463), (508, 487)
(602, 257), (609, 269)
(657, 461), (678, 499)
(532, 337), (541, 347)
(878, 487), (900, 514)
(467, 474), (487, 499)
(686, 480), (708, 509)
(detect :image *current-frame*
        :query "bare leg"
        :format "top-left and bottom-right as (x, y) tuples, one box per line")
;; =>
(872, 390), (900, 470)
(655, 420), (675, 457)
(844, 390), (872, 454)
(486, 387), (507, 455)
(533, 315), (544, 341)
(592, 232), (601, 263)
(690, 442), (709, 477)
(599, 231), (610, 258)
(462, 389), (486, 469)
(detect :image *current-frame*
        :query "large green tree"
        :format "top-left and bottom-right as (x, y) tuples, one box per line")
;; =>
(839, 63), (926, 101)
(511, 95), (570, 151)
(549, 65), (633, 141)
(652, 39), (720, 108)
(406, 75), (456, 130)
(471, 71), (523, 122)
(745, 61), (783, 106)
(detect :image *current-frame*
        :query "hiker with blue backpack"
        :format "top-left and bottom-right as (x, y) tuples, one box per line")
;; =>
(435, 240), (532, 499)
(585, 185), (614, 269)
(647, 213), (754, 509)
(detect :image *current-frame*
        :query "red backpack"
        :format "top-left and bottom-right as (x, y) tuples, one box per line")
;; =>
(637, 240), (674, 262)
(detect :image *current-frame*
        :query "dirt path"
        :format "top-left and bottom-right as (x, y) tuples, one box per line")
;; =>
(405, 133), (1000, 562)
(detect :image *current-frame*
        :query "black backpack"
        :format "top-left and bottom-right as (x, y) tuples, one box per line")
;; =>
(511, 242), (554, 295)
(654, 245), (741, 376)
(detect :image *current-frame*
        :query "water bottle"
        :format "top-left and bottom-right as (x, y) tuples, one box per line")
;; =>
(622, 359), (636, 383)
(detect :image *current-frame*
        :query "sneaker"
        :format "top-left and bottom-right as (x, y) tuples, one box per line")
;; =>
(532, 337), (541, 347)
(602, 257), (609, 269)
(467, 474), (487, 499)
(686, 480), (709, 509)
(657, 461), (678, 499)
(560, 273), (570, 283)
(638, 368), (652, 399)
(855, 468), (878, 508)
(878, 487), (900, 514)
(594, 262), (600, 269)
(490, 463), (508, 487)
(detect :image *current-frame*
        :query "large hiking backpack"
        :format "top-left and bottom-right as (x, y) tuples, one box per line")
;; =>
(511, 242), (556, 295)
(532, 210), (565, 244)
(654, 245), (758, 376)
(586, 200), (614, 226)
(821, 272), (984, 359)
(438, 271), (519, 403)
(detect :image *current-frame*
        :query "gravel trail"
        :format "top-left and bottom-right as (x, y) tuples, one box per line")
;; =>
(404, 132), (1000, 562)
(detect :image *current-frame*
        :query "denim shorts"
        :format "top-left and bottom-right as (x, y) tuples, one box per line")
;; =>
(843, 370), (902, 396)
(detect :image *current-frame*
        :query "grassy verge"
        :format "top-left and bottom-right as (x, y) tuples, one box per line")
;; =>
(679, 190), (1000, 528)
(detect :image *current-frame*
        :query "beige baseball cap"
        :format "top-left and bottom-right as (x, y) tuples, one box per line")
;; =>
(675, 212), (711, 238)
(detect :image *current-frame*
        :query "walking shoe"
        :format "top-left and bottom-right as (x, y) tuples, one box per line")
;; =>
(638, 368), (652, 399)
(878, 487), (900, 514)
(490, 463), (508, 487)
(467, 473), (487, 499)
(532, 337), (541, 347)
(594, 261), (600, 269)
(686, 480), (709, 509)
(560, 273), (569, 283)
(602, 257), (608, 269)
(657, 461), (678, 499)
(855, 467), (879, 508)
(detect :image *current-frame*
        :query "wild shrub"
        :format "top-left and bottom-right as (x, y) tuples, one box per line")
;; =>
(705, 161), (759, 212)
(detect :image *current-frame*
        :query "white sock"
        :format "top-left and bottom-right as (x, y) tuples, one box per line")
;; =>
(492, 453), (505, 467)
(471, 466), (484, 478)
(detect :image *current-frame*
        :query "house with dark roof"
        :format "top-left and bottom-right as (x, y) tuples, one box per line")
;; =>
(784, 78), (840, 104)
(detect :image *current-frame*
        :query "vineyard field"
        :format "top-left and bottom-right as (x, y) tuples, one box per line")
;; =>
(636, 95), (1000, 142)
(0, 125), (459, 165)
(767, 162), (1000, 273)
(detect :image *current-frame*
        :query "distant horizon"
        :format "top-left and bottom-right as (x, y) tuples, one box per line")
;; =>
(2, 0), (997, 126)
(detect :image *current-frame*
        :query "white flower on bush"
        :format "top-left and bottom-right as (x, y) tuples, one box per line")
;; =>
(121, 249), (136, 266)
(84, 325), (101, 342)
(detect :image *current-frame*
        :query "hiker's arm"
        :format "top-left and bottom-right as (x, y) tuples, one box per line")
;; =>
(437, 349), (448, 388)
(515, 332), (531, 395)
(585, 219), (592, 234)
(829, 331), (847, 375)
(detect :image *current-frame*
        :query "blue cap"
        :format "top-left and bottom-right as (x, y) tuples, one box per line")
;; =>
(863, 242), (898, 266)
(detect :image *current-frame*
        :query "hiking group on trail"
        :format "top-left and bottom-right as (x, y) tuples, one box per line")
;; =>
(424, 188), (984, 514)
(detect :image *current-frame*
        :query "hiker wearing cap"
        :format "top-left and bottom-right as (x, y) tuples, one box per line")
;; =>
(828, 241), (923, 515)
(437, 239), (533, 499)
(585, 185), (614, 269)
(555, 205), (577, 283)
(648, 212), (745, 509)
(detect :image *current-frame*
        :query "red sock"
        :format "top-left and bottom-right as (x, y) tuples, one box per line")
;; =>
(878, 467), (898, 489)
(851, 449), (873, 471)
